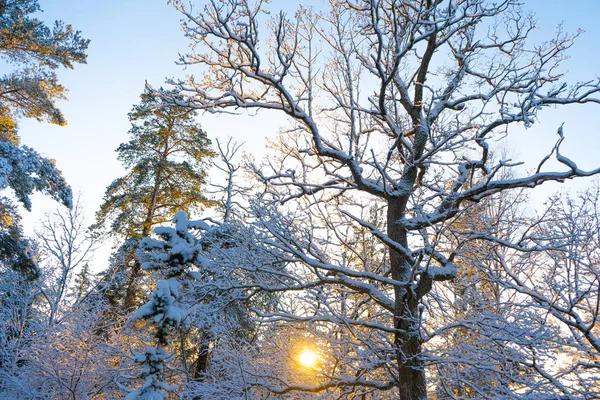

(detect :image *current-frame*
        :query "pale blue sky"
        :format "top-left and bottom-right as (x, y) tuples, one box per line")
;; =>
(16, 1), (600, 250)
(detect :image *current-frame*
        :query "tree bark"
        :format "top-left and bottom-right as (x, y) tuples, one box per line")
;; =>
(125, 131), (171, 310)
(388, 197), (427, 400)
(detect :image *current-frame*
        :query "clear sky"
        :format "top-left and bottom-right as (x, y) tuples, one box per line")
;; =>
(15, 1), (600, 265)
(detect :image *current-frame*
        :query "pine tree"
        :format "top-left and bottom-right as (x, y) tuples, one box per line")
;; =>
(0, 198), (37, 277)
(70, 262), (93, 303)
(95, 87), (215, 310)
(0, 2), (87, 394)
(0, 0), (89, 276)
(0, 0), (88, 128)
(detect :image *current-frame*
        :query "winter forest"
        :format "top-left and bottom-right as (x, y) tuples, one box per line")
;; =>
(1, 0), (600, 399)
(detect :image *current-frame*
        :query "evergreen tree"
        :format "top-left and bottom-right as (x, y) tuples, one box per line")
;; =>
(95, 87), (215, 310)
(0, 2), (88, 394)
(0, 0), (89, 129)
(123, 212), (210, 399)
(0, 0), (89, 276)
(70, 262), (93, 303)
(0, 198), (37, 277)
(95, 87), (215, 238)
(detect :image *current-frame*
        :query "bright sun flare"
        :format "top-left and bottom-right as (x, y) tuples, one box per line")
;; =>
(298, 348), (317, 367)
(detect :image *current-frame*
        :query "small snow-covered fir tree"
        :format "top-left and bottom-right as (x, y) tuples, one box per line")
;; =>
(122, 211), (210, 399)
(122, 207), (292, 399)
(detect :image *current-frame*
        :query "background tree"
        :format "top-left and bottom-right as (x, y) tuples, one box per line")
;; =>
(0, 268), (40, 392)
(94, 87), (215, 310)
(426, 186), (551, 398)
(0, 198), (116, 400)
(1, 297), (123, 400)
(208, 137), (247, 223)
(163, 0), (600, 398)
(36, 197), (96, 326)
(490, 188), (600, 398)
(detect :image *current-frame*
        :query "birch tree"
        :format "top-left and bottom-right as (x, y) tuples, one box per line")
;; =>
(36, 197), (96, 326)
(162, 0), (600, 398)
(208, 137), (246, 223)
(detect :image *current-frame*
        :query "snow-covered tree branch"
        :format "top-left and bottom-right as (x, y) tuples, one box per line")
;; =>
(160, 0), (600, 398)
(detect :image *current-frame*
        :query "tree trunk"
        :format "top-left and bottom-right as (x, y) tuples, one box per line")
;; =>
(193, 340), (211, 380)
(125, 138), (170, 310)
(141, 130), (171, 238)
(388, 197), (427, 400)
(191, 337), (212, 400)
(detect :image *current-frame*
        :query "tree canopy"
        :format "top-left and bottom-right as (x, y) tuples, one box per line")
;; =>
(0, 0), (89, 129)
(95, 87), (215, 239)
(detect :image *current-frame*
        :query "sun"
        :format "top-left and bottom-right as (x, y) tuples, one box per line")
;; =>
(298, 348), (317, 367)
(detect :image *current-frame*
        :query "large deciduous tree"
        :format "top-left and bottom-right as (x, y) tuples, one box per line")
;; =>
(162, 0), (600, 398)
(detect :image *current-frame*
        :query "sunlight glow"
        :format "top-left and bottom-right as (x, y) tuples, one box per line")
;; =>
(298, 348), (317, 367)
